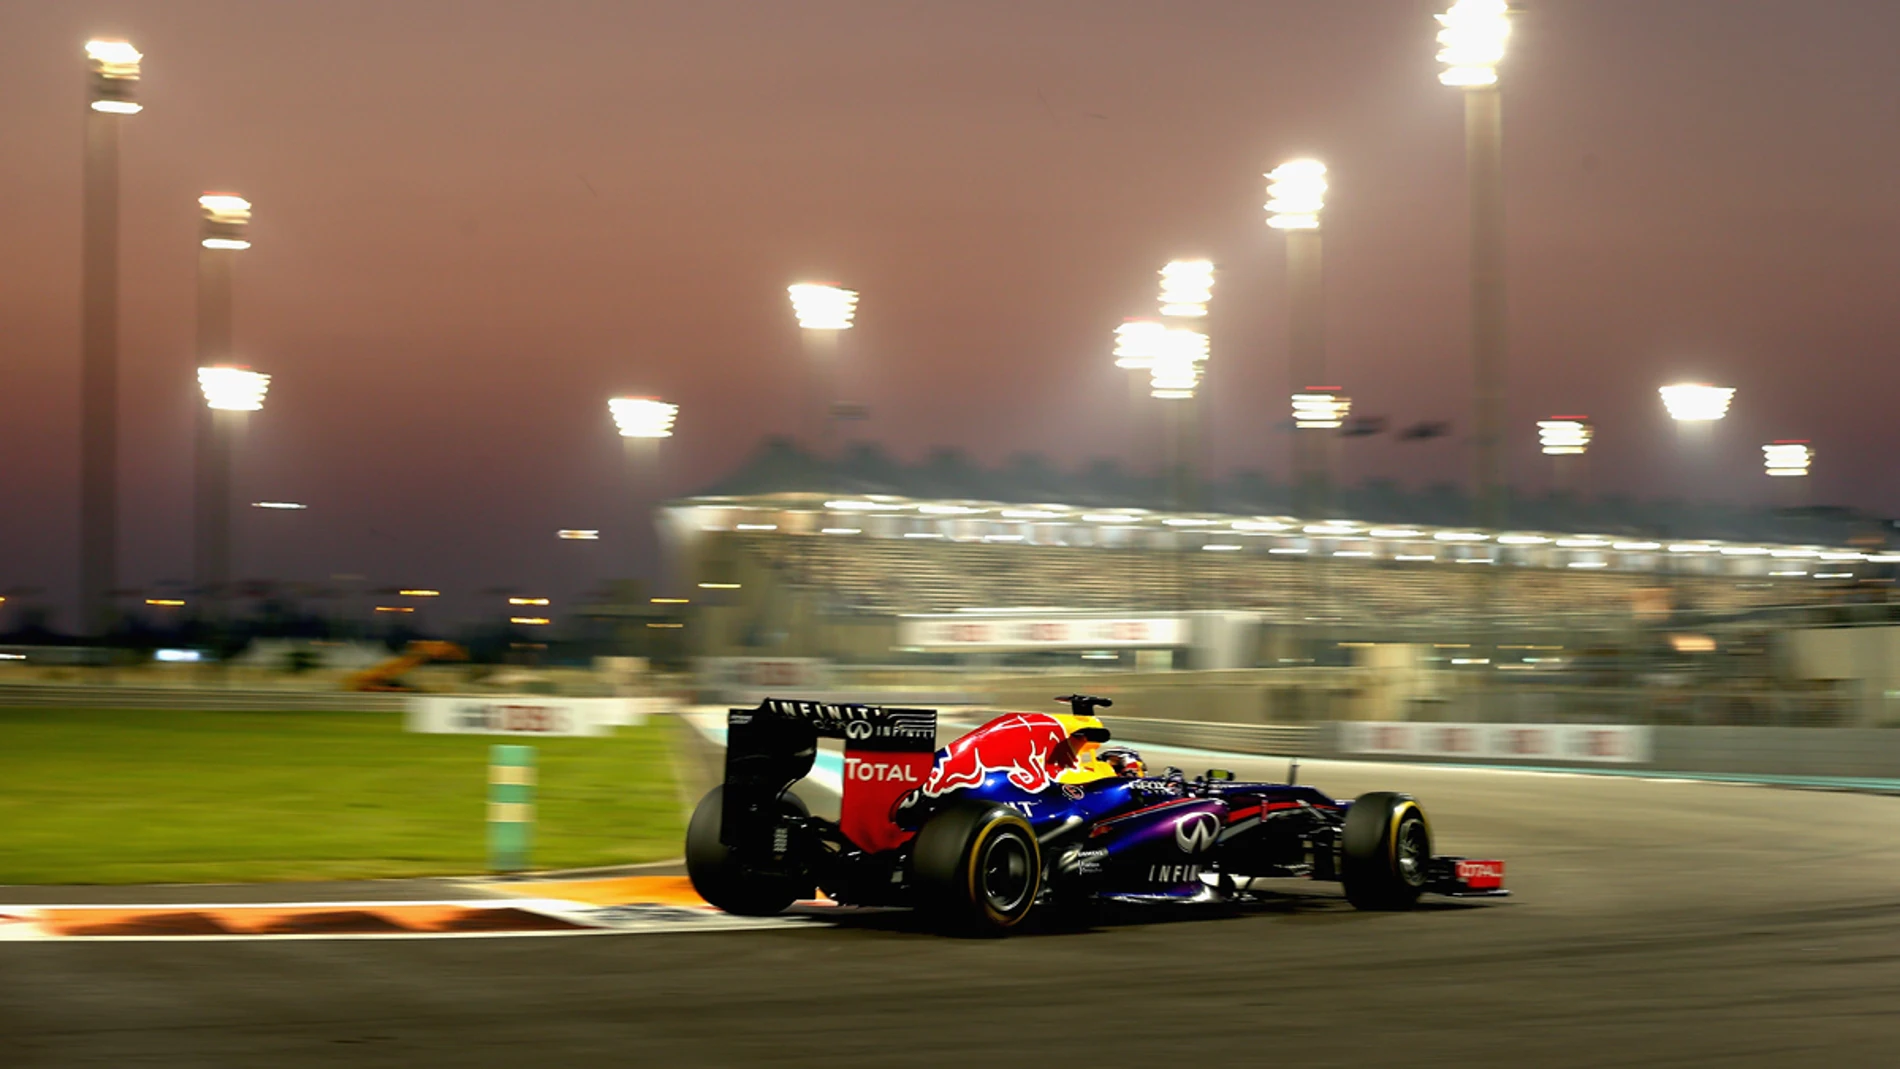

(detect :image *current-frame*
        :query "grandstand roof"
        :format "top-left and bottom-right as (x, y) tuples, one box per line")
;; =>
(684, 437), (1893, 549)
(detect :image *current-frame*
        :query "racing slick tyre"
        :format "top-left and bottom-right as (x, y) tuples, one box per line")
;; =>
(685, 786), (809, 917)
(911, 800), (1042, 935)
(1340, 791), (1431, 911)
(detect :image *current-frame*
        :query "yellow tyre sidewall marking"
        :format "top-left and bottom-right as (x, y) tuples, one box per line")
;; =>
(965, 813), (1039, 925)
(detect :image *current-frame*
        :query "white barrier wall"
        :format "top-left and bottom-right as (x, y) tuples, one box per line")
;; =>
(1339, 721), (1653, 764)
(405, 696), (654, 737)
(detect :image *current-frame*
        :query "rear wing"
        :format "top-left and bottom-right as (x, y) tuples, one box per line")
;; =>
(724, 698), (938, 855)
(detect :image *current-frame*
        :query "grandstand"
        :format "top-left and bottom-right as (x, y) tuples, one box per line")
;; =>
(662, 441), (1895, 665)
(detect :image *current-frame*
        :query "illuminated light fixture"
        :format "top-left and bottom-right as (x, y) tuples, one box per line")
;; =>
(197, 366), (270, 411)
(374, 606), (415, 614)
(1537, 417), (1593, 456)
(1668, 544), (1718, 554)
(1083, 513), (1143, 524)
(1770, 549), (1817, 559)
(1763, 440), (1814, 478)
(1000, 509), (1063, 520)
(904, 532), (946, 539)
(145, 598), (186, 606)
(558, 529), (601, 540)
(1497, 534), (1551, 545)
(1614, 541), (1663, 551)
(1770, 570), (1808, 577)
(918, 504), (982, 516)
(983, 534), (1026, 543)
(1556, 538), (1610, 548)
(820, 527), (861, 535)
(647, 622), (684, 629)
(1435, 531), (1489, 542)
(1113, 319), (1168, 370)
(1292, 389), (1351, 429)
(1865, 554), (1900, 564)
(1264, 159), (1327, 231)
(1157, 260), (1215, 318)
(734, 523), (778, 532)
(1435, 0), (1511, 88)
(651, 597), (691, 605)
(1568, 561), (1609, 569)
(508, 597), (550, 606)
(86, 39), (143, 113)
(1304, 523), (1359, 536)
(608, 397), (678, 438)
(1334, 550), (1375, 558)
(698, 582), (742, 589)
(251, 501), (306, 510)
(1455, 557), (1495, 564)
(1268, 547), (1309, 555)
(1234, 520), (1293, 533)
(1818, 551), (1864, 562)
(1720, 547), (1770, 557)
(1149, 328), (1209, 399)
(510, 616), (551, 625)
(1660, 383), (1736, 422)
(1393, 554), (1438, 562)
(1203, 544), (1244, 552)
(198, 194), (252, 250)
(788, 282), (858, 330)
(1814, 572), (1855, 580)
(399, 589), (441, 597)
(824, 499), (900, 512)
(1164, 518), (1218, 527)
(1370, 528), (1426, 539)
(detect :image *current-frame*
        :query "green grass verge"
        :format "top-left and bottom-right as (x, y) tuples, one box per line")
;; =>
(0, 707), (688, 885)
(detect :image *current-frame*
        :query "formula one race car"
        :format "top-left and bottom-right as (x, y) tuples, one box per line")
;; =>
(686, 696), (1507, 934)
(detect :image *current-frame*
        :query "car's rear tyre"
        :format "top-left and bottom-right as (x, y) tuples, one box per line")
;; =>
(685, 786), (809, 916)
(1340, 791), (1431, 911)
(911, 800), (1041, 935)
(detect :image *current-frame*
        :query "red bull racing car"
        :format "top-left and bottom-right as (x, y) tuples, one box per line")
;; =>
(686, 696), (1507, 934)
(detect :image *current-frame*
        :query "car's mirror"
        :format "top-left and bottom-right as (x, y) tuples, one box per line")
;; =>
(1204, 768), (1234, 781)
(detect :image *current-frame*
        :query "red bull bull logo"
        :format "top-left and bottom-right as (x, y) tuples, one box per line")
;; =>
(918, 713), (1073, 798)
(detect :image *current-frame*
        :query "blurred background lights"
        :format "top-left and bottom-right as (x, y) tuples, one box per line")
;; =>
(1435, 0), (1511, 87)
(197, 366), (270, 411)
(1158, 260), (1214, 318)
(1292, 390), (1352, 429)
(1113, 319), (1167, 370)
(1538, 417), (1594, 455)
(1763, 441), (1814, 477)
(787, 283), (859, 330)
(1265, 159), (1328, 230)
(1659, 383), (1736, 422)
(198, 193), (253, 250)
(609, 397), (678, 438)
(1148, 328), (1208, 399)
(86, 39), (143, 112)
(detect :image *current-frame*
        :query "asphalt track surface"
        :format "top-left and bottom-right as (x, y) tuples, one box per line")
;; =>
(7, 751), (1900, 1067)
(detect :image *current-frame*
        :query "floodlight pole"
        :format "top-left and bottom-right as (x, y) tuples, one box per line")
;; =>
(79, 97), (126, 635)
(194, 249), (237, 625)
(1286, 228), (1326, 518)
(1466, 85), (1507, 534)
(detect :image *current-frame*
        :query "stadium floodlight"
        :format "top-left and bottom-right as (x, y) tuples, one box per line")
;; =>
(251, 501), (306, 510)
(1659, 383), (1735, 422)
(197, 366), (270, 411)
(557, 529), (601, 539)
(198, 194), (252, 250)
(609, 396), (678, 438)
(1265, 159), (1327, 231)
(1763, 440), (1814, 477)
(788, 283), (858, 330)
(1292, 389), (1350, 429)
(1435, 0), (1510, 88)
(86, 39), (142, 113)
(1113, 319), (1167, 370)
(1158, 260), (1215, 318)
(1149, 328), (1209, 399)
(1537, 417), (1593, 456)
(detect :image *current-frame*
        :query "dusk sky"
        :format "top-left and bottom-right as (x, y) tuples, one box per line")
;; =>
(4, 1), (1898, 626)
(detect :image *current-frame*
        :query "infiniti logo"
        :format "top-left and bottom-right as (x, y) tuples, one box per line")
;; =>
(843, 720), (873, 740)
(1174, 811), (1220, 855)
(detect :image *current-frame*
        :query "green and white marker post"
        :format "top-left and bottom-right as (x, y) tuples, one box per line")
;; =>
(488, 744), (536, 872)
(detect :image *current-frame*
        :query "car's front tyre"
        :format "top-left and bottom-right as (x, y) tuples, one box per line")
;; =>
(911, 800), (1041, 935)
(1340, 791), (1430, 911)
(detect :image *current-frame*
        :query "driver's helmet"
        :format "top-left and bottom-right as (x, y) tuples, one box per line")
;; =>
(1099, 745), (1145, 778)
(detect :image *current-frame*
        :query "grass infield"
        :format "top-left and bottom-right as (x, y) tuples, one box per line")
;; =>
(0, 707), (687, 885)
